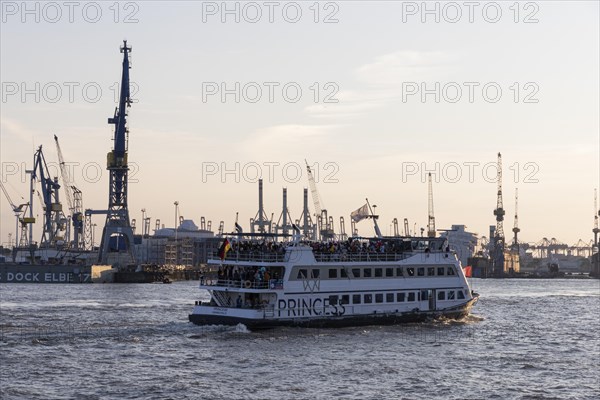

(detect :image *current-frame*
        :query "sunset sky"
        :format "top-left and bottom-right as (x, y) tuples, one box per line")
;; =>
(1, 1), (599, 246)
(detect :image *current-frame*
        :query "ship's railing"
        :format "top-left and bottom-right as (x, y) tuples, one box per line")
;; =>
(201, 278), (284, 290)
(313, 252), (412, 262)
(208, 251), (286, 263)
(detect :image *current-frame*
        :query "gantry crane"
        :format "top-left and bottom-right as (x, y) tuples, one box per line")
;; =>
(54, 135), (84, 249)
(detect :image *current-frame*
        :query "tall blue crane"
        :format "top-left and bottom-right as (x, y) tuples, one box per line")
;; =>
(97, 40), (136, 266)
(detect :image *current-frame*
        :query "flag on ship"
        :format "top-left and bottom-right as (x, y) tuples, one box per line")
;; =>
(218, 238), (232, 260)
(351, 203), (370, 222)
(463, 266), (473, 278)
(235, 222), (243, 233)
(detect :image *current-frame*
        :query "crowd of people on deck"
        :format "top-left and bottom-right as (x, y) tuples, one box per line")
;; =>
(306, 239), (414, 255)
(229, 240), (286, 255)
(217, 264), (281, 288)
(225, 238), (422, 256)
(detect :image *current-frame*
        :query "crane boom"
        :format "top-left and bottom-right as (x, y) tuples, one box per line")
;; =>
(0, 181), (22, 212)
(54, 135), (85, 249)
(54, 135), (75, 212)
(427, 173), (435, 238)
(305, 159), (322, 216)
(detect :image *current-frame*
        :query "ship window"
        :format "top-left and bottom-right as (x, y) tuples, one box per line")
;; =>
(386, 268), (394, 277)
(364, 268), (372, 278)
(417, 268), (425, 276)
(311, 269), (320, 279)
(421, 290), (429, 300)
(328, 269), (338, 279)
(329, 295), (338, 305)
(448, 291), (455, 300)
(396, 267), (403, 277)
(375, 294), (384, 303)
(457, 290), (465, 299)
(447, 267), (455, 275)
(397, 293), (406, 302)
(438, 291), (446, 301)
(386, 293), (394, 302)
(352, 294), (361, 304)
(374, 268), (383, 277)
(427, 267), (435, 276)
(352, 268), (361, 278)
(341, 295), (349, 305)
(437, 267), (445, 276)
(406, 267), (415, 276)
(297, 269), (307, 279)
(341, 269), (348, 278)
(364, 294), (373, 303)
(407, 292), (415, 302)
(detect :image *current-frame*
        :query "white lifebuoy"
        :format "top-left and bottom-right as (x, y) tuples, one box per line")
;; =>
(244, 280), (252, 289)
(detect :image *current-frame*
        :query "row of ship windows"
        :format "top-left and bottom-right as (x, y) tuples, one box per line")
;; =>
(329, 289), (467, 305)
(295, 265), (456, 280)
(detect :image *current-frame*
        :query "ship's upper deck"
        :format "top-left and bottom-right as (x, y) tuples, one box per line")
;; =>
(208, 237), (450, 264)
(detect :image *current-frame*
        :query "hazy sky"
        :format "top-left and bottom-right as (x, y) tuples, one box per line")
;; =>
(1, 1), (599, 246)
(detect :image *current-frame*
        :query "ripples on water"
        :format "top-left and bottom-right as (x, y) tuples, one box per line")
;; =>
(1, 279), (599, 399)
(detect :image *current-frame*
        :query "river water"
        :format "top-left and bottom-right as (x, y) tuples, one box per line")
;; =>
(1, 279), (598, 399)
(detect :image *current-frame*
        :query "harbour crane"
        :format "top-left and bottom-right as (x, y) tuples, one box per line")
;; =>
(392, 218), (399, 237)
(296, 188), (315, 239)
(0, 181), (32, 248)
(427, 172), (436, 238)
(98, 40), (136, 266)
(492, 152), (506, 276)
(339, 216), (347, 240)
(593, 189), (600, 277)
(274, 188), (293, 236)
(593, 189), (599, 248)
(305, 160), (334, 240)
(250, 179), (271, 234)
(54, 134), (84, 249)
(32, 145), (67, 246)
(512, 188), (520, 250)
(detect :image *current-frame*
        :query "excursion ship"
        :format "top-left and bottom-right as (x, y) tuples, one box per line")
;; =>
(188, 235), (479, 329)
